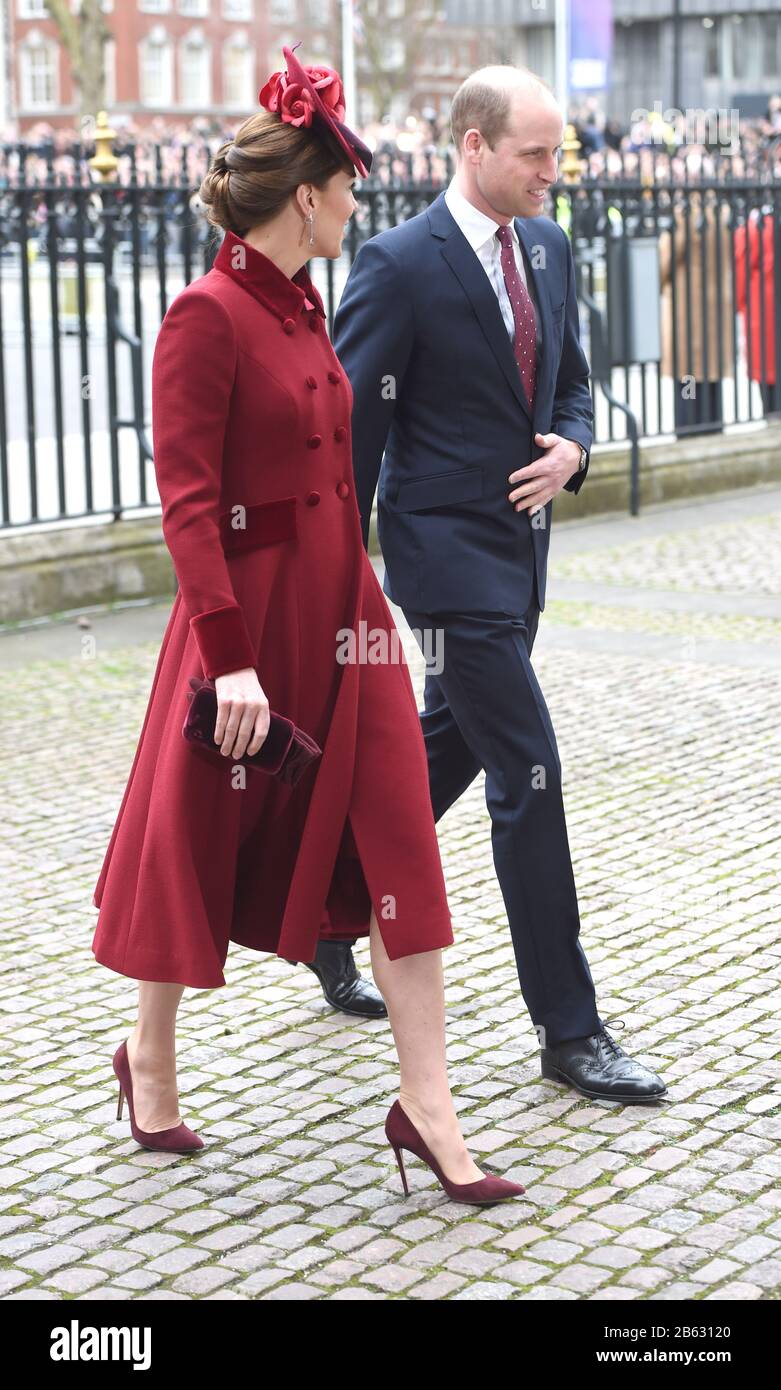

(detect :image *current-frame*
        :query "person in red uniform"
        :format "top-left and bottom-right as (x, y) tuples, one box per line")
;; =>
(734, 206), (778, 415)
(91, 45), (525, 1204)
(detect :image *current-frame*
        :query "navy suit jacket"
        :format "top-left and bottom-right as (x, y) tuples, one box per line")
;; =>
(333, 190), (593, 613)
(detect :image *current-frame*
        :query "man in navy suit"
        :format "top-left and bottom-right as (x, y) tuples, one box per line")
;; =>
(333, 66), (667, 1103)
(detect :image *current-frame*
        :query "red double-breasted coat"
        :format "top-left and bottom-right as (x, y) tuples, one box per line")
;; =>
(91, 230), (454, 988)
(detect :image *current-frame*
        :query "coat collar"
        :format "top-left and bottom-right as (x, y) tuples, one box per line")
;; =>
(213, 229), (326, 322)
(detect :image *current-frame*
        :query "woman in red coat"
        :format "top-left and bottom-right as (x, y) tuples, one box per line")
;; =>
(91, 48), (525, 1205)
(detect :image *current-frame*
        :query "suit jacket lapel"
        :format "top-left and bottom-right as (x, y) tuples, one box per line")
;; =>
(431, 194), (533, 423)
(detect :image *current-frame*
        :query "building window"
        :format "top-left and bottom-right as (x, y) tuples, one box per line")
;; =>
(17, 0), (48, 17)
(139, 0), (171, 13)
(525, 24), (554, 89)
(140, 28), (173, 105)
(762, 15), (781, 78)
(308, 30), (329, 60)
(730, 15), (760, 83)
(305, 0), (329, 24)
(222, 0), (252, 19)
(19, 34), (58, 108)
(104, 36), (116, 106)
(178, 0), (209, 14)
(382, 37), (405, 70)
(180, 31), (211, 106)
(702, 18), (719, 80)
(270, 0), (296, 20)
(223, 37), (254, 107)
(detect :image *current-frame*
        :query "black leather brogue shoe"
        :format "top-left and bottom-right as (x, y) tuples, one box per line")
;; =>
(541, 1024), (667, 1103)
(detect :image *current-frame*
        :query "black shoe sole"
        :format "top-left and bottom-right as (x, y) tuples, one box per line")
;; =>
(541, 1061), (668, 1105)
(321, 994), (388, 1019)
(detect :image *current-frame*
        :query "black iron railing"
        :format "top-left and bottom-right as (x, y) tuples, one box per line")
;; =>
(1, 136), (780, 530)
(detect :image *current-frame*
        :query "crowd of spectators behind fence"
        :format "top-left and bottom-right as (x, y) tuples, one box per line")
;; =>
(1, 95), (779, 422)
(3, 92), (781, 190)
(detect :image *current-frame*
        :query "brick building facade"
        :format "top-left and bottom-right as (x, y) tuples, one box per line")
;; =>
(4, 0), (485, 135)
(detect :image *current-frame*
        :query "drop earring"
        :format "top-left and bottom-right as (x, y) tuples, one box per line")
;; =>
(298, 207), (315, 248)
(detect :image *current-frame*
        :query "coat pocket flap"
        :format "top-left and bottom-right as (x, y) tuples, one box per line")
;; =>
(395, 467), (483, 512)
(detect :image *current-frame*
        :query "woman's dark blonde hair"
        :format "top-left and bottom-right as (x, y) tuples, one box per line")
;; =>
(199, 109), (355, 238)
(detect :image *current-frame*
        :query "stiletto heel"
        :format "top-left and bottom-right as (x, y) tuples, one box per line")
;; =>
(112, 1040), (204, 1153)
(385, 1100), (526, 1206)
(391, 1143), (409, 1196)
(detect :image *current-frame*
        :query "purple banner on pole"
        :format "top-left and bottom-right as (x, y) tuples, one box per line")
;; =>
(570, 0), (612, 91)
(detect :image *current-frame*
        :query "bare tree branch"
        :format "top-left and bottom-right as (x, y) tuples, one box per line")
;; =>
(45, 0), (111, 120)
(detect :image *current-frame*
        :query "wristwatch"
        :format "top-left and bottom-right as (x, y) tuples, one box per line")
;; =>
(576, 443), (588, 471)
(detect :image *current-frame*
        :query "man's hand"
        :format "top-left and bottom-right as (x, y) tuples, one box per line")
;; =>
(508, 433), (583, 515)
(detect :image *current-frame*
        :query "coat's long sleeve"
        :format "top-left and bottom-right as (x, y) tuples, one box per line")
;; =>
(151, 286), (257, 680)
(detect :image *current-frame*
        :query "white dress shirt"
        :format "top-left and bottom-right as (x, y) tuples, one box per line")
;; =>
(444, 177), (541, 347)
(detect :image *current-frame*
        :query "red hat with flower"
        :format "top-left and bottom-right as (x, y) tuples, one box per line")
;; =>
(258, 41), (372, 179)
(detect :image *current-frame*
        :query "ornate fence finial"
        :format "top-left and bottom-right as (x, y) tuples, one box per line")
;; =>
(560, 124), (583, 185)
(88, 111), (119, 183)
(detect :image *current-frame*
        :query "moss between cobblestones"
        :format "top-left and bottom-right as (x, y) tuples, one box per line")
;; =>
(6, 1152), (780, 1301)
(3, 543), (779, 1300)
(0, 597), (164, 635)
(545, 601), (781, 646)
(551, 510), (781, 597)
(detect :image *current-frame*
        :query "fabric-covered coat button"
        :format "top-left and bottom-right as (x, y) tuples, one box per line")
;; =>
(305, 375), (317, 389)
(307, 434), (322, 449)
(328, 370), (340, 383)
(336, 481), (350, 499)
(282, 318), (295, 334)
(306, 491), (320, 506)
(334, 425), (347, 442)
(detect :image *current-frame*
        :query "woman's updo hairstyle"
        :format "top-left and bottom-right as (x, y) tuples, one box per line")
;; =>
(199, 109), (354, 238)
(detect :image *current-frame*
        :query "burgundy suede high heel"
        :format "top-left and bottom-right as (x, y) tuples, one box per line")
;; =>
(112, 1040), (204, 1153)
(385, 1099), (526, 1205)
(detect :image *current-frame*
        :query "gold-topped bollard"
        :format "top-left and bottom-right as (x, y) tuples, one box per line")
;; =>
(88, 111), (119, 183)
(559, 123), (584, 185)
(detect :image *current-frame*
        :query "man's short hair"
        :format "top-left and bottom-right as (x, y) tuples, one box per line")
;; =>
(450, 66), (556, 156)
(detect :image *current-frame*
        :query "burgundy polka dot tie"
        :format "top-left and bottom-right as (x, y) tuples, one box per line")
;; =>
(496, 224), (536, 410)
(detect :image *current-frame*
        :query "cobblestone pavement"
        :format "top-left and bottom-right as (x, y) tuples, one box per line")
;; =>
(1, 484), (780, 1302)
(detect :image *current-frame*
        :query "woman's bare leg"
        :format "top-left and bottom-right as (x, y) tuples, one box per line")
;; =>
(369, 908), (484, 1185)
(125, 982), (185, 1132)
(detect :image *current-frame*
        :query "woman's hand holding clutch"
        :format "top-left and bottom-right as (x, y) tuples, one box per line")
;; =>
(213, 668), (270, 760)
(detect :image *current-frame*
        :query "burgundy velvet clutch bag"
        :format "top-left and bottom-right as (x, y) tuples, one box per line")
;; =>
(182, 676), (322, 787)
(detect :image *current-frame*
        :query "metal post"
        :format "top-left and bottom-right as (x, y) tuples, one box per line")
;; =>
(88, 112), (122, 521)
(341, 0), (357, 124)
(554, 0), (570, 121)
(672, 0), (682, 113)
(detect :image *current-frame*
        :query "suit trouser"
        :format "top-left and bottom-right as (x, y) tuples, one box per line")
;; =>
(400, 591), (603, 1049)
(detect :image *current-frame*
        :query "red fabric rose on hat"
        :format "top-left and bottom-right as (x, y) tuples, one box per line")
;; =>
(259, 63), (346, 128)
(258, 69), (285, 112)
(305, 65), (346, 122)
(279, 83), (316, 128)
